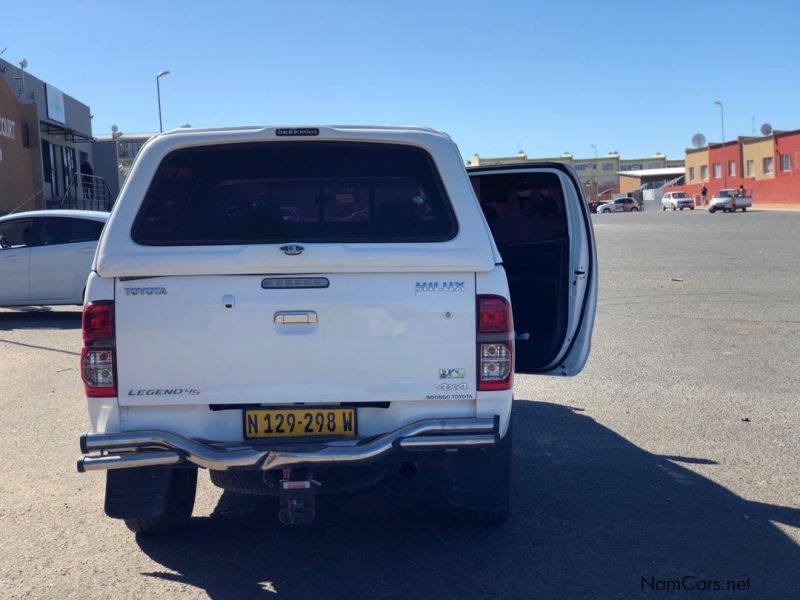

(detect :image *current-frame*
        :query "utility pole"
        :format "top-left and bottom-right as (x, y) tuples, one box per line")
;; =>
(156, 70), (171, 133)
(714, 101), (727, 189)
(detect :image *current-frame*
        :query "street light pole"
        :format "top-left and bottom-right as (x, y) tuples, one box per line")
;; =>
(156, 70), (171, 133)
(714, 101), (726, 189)
(590, 144), (598, 202)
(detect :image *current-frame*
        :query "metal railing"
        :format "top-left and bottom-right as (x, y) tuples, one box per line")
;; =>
(59, 173), (114, 211)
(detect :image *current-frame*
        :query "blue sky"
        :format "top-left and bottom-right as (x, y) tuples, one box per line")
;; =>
(3, 0), (799, 160)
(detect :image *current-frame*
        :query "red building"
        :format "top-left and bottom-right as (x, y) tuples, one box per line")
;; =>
(666, 129), (800, 206)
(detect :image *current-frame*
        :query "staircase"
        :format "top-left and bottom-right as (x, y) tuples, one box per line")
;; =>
(57, 173), (114, 212)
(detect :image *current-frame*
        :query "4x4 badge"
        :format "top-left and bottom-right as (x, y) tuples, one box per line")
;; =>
(280, 244), (304, 256)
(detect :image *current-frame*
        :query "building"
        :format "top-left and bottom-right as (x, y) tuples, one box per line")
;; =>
(666, 129), (800, 206)
(468, 150), (682, 201)
(618, 167), (685, 203)
(0, 58), (117, 215)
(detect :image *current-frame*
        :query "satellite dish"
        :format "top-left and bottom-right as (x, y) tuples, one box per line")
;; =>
(760, 123), (773, 136)
(111, 125), (118, 133)
(691, 133), (706, 148)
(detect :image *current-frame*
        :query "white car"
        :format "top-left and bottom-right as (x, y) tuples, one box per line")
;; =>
(0, 210), (108, 306)
(661, 192), (695, 211)
(598, 197), (639, 213)
(76, 126), (597, 532)
(709, 189), (752, 213)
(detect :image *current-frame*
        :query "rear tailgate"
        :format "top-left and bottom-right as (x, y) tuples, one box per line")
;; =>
(116, 273), (476, 406)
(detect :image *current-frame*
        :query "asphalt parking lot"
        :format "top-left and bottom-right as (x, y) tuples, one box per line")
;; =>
(1, 207), (798, 599)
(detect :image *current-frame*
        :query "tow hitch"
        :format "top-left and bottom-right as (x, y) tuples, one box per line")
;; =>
(278, 469), (317, 525)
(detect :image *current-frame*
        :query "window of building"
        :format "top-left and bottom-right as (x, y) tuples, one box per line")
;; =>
(22, 123), (30, 149)
(780, 154), (792, 172)
(713, 163), (721, 179)
(763, 157), (774, 175)
(602, 162), (614, 171)
(746, 160), (755, 177)
(648, 162), (660, 169)
(575, 164), (587, 171)
(688, 167), (695, 181)
(728, 160), (736, 176)
(700, 165), (708, 181)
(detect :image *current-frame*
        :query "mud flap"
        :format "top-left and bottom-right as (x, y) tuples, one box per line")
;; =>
(446, 418), (512, 512)
(105, 466), (196, 520)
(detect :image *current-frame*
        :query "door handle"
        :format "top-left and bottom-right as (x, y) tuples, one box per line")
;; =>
(274, 311), (318, 325)
(78, 248), (96, 254)
(1, 255), (21, 262)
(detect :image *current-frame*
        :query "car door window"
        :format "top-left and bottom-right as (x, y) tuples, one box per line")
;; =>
(0, 219), (35, 249)
(40, 218), (103, 246)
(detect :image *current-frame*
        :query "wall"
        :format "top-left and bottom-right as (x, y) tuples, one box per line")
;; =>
(707, 141), (741, 189)
(684, 148), (708, 186)
(574, 155), (619, 189)
(742, 137), (776, 180)
(619, 175), (641, 195)
(0, 77), (38, 214)
(91, 140), (120, 199)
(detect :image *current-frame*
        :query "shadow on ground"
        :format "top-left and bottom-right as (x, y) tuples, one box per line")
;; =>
(0, 308), (81, 331)
(136, 401), (800, 599)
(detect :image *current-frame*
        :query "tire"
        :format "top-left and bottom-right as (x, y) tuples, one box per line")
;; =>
(662, 206), (666, 212)
(124, 468), (197, 534)
(447, 416), (512, 524)
(742, 207), (747, 212)
(690, 207), (695, 210)
(709, 207), (716, 213)
(680, 207), (684, 210)
(631, 207), (638, 212)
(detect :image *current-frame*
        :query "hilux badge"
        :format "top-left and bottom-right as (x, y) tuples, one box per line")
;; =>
(280, 244), (304, 256)
(415, 281), (466, 293)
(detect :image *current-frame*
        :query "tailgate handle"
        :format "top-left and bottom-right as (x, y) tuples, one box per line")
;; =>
(274, 311), (318, 325)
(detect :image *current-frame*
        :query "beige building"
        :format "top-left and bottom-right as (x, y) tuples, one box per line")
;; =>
(684, 147), (709, 185)
(741, 137), (776, 180)
(468, 149), (683, 196)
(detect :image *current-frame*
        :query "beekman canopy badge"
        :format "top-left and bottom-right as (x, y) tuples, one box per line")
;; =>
(275, 128), (319, 137)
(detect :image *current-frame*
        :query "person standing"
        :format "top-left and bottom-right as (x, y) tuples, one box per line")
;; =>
(701, 184), (708, 206)
(737, 184), (746, 197)
(80, 157), (94, 201)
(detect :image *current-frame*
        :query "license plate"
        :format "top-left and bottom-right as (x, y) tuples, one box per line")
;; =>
(243, 408), (357, 439)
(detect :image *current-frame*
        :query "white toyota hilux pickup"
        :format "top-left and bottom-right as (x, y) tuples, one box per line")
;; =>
(77, 125), (597, 533)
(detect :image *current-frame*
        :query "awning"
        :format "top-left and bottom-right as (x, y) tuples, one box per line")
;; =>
(40, 121), (94, 143)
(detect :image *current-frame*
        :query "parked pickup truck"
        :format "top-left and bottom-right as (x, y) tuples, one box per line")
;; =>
(708, 188), (752, 213)
(77, 126), (597, 533)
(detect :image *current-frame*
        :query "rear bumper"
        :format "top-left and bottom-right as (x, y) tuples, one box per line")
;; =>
(77, 416), (499, 473)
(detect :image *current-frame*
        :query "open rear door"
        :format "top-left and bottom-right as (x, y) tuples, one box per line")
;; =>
(468, 163), (597, 376)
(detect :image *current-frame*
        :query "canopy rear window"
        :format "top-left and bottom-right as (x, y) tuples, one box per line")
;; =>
(132, 142), (457, 245)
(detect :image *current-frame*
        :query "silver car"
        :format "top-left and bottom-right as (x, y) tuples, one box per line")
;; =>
(661, 192), (695, 211)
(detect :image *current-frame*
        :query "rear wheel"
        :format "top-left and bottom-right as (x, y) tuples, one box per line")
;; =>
(742, 207), (747, 212)
(709, 207), (716, 213)
(447, 416), (512, 524)
(124, 468), (197, 534)
(662, 206), (666, 211)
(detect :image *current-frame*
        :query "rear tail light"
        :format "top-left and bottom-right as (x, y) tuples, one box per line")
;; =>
(81, 301), (117, 397)
(83, 301), (114, 340)
(477, 296), (514, 391)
